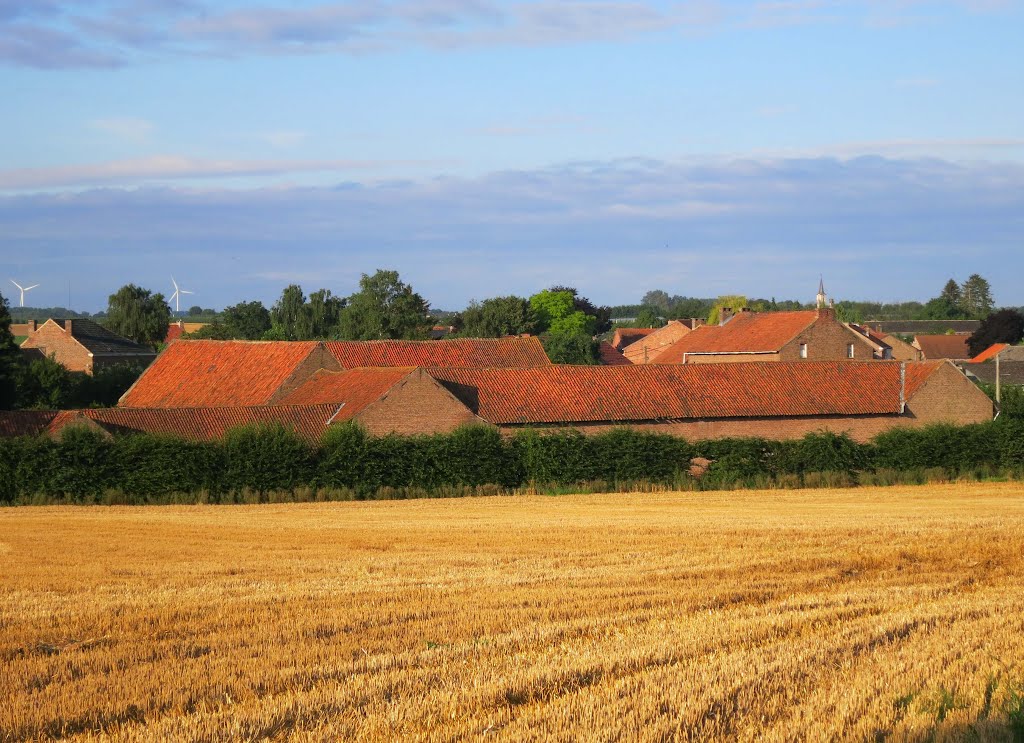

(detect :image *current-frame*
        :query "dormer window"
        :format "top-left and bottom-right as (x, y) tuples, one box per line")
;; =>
(800, 343), (808, 359)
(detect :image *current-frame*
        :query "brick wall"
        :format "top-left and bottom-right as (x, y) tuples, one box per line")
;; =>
(355, 368), (483, 436)
(883, 334), (922, 362)
(778, 310), (873, 361)
(623, 321), (691, 364)
(270, 345), (343, 403)
(903, 361), (994, 425)
(20, 321), (93, 373)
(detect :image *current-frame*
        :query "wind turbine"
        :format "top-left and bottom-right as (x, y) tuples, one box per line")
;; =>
(170, 276), (194, 314)
(10, 280), (39, 308)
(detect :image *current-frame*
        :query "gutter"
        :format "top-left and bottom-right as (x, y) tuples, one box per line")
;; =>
(326, 402), (347, 426)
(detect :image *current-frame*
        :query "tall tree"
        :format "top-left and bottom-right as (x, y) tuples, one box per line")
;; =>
(222, 300), (271, 340)
(271, 285), (313, 340)
(940, 279), (962, 307)
(960, 274), (994, 318)
(337, 270), (431, 340)
(706, 295), (748, 325)
(307, 289), (345, 338)
(548, 286), (612, 333)
(459, 296), (537, 337)
(0, 290), (22, 409)
(641, 290), (671, 313)
(967, 309), (1024, 357)
(106, 284), (171, 348)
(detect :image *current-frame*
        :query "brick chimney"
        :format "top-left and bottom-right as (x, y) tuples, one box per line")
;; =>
(816, 306), (834, 321)
(719, 307), (733, 325)
(64, 319), (74, 333)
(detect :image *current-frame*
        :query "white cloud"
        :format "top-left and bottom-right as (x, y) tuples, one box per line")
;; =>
(89, 116), (155, 142)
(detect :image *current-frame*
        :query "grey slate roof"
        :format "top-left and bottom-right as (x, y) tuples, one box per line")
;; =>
(56, 319), (156, 356)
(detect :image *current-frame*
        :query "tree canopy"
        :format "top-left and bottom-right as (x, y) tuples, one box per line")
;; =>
(967, 309), (1024, 357)
(105, 284), (171, 349)
(0, 291), (22, 409)
(337, 270), (431, 341)
(458, 296), (537, 338)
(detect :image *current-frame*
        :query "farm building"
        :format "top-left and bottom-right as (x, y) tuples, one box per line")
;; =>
(651, 308), (885, 364)
(117, 337), (551, 408)
(20, 319), (156, 374)
(2, 360), (989, 443)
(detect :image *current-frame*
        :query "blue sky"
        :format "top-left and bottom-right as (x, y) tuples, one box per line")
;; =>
(1, 0), (1022, 312)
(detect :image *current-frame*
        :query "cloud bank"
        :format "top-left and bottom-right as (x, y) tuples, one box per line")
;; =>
(1, 0), (1013, 68)
(1, 155), (1022, 309)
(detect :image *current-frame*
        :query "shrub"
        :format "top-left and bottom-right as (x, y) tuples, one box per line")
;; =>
(223, 424), (314, 495)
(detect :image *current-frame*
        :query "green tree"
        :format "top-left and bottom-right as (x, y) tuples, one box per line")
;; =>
(706, 295), (748, 325)
(222, 300), (272, 340)
(16, 354), (80, 409)
(188, 305), (203, 316)
(307, 289), (345, 338)
(459, 296), (537, 337)
(940, 279), (962, 308)
(0, 291), (23, 409)
(529, 289), (597, 335)
(271, 285), (313, 340)
(337, 270), (431, 340)
(541, 332), (599, 365)
(967, 309), (1024, 357)
(106, 284), (172, 349)
(960, 274), (994, 318)
(633, 307), (662, 328)
(641, 290), (671, 313)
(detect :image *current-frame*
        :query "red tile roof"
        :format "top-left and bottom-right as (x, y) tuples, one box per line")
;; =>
(120, 340), (319, 408)
(968, 343), (1009, 364)
(914, 334), (972, 360)
(0, 411), (57, 437)
(84, 405), (340, 442)
(598, 342), (632, 366)
(651, 311), (820, 362)
(611, 327), (656, 350)
(429, 361), (944, 425)
(274, 367), (415, 413)
(164, 324), (185, 344)
(621, 321), (693, 363)
(325, 337), (550, 368)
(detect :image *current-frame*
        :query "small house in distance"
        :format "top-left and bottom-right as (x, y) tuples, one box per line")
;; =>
(21, 319), (156, 374)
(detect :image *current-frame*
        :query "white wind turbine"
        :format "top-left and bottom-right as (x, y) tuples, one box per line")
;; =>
(10, 279), (40, 307)
(170, 276), (194, 314)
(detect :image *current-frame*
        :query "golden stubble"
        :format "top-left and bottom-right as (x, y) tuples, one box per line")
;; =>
(2, 483), (1023, 741)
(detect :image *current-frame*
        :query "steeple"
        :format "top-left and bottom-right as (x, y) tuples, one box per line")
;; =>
(816, 276), (827, 309)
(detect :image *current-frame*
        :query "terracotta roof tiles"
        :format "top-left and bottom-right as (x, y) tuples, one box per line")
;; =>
(120, 340), (319, 408)
(598, 342), (632, 366)
(968, 343), (1009, 364)
(274, 367), (415, 413)
(651, 311), (819, 362)
(914, 334), (972, 361)
(325, 337), (550, 369)
(429, 361), (943, 425)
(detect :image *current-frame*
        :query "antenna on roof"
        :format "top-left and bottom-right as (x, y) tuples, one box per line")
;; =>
(170, 276), (194, 315)
(10, 279), (40, 308)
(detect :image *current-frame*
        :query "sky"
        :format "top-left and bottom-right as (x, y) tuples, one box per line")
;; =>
(1, 0), (1022, 313)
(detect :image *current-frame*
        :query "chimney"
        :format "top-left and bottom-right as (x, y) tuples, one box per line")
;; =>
(720, 307), (733, 325)
(64, 319), (73, 333)
(739, 307), (751, 313)
(816, 306), (834, 321)
(29, 320), (37, 332)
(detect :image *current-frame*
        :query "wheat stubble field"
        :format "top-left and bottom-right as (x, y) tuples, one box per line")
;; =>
(2, 484), (1024, 741)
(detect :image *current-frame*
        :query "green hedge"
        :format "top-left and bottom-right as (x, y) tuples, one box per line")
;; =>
(1, 419), (1023, 505)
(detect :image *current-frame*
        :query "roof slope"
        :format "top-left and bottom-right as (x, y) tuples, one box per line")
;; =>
(325, 337), (550, 368)
(651, 311), (818, 362)
(598, 342), (632, 366)
(274, 367), (414, 412)
(85, 405), (339, 442)
(611, 327), (656, 350)
(430, 361), (941, 425)
(0, 411), (57, 437)
(621, 321), (692, 363)
(968, 343), (1009, 364)
(30, 319), (155, 356)
(119, 340), (319, 408)
(914, 334), (972, 360)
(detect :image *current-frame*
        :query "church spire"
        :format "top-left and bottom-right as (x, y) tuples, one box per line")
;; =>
(816, 276), (827, 309)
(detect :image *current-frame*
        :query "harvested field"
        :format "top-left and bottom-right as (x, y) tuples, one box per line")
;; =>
(2, 484), (1024, 741)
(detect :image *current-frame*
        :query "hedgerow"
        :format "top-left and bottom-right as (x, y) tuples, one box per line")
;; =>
(1, 418), (1023, 505)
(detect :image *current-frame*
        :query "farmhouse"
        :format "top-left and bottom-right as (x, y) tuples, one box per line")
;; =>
(118, 337), (551, 408)
(650, 308), (880, 364)
(20, 319), (156, 374)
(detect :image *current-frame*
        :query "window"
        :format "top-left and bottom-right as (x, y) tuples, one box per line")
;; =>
(799, 343), (808, 359)
(847, 343), (855, 359)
